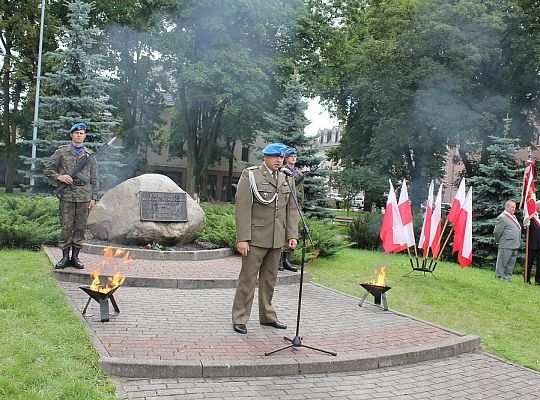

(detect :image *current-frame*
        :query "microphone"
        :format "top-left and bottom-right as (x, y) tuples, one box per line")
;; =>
(279, 167), (293, 176)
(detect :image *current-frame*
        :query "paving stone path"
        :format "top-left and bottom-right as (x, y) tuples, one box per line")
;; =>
(45, 246), (540, 399)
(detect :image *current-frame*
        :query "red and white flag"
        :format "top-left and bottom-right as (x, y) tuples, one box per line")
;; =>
(418, 181), (434, 256)
(453, 187), (473, 268)
(380, 180), (407, 253)
(521, 160), (536, 221)
(398, 180), (415, 247)
(429, 184), (443, 258)
(447, 178), (466, 224)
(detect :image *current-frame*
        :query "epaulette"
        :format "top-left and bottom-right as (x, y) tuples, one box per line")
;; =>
(246, 166), (258, 170)
(84, 147), (94, 155)
(59, 144), (68, 149)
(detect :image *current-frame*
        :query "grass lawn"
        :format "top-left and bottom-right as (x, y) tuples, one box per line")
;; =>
(307, 248), (540, 371)
(0, 249), (116, 399)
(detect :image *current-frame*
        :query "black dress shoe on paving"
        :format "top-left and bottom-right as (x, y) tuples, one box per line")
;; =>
(260, 320), (287, 329)
(233, 324), (247, 334)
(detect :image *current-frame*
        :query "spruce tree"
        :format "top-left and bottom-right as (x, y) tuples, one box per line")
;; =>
(20, 0), (122, 193)
(259, 74), (331, 218)
(469, 116), (523, 267)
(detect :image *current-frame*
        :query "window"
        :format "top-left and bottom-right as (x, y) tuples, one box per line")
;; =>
(241, 146), (250, 162)
(207, 175), (217, 200)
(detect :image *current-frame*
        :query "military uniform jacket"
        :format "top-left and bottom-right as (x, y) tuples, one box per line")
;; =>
(44, 144), (98, 202)
(494, 211), (521, 249)
(235, 163), (299, 249)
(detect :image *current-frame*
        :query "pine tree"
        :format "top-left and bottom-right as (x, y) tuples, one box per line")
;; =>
(20, 0), (122, 193)
(469, 116), (523, 267)
(259, 74), (331, 218)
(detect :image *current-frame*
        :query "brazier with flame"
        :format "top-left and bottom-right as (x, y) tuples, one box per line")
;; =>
(359, 266), (390, 311)
(80, 247), (130, 322)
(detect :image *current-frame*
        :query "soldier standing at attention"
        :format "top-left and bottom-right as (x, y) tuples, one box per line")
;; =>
(279, 147), (304, 272)
(44, 122), (98, 269)
(232, 143), (299, 335)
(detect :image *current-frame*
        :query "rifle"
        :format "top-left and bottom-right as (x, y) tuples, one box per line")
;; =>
(54, 136), (116, 198)
(294, 163), (322, 185)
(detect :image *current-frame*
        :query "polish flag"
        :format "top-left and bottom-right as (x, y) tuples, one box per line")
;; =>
(398, 180), (415, 247)
(380, 180), (407, 253)
(521, 160), (536, 221)
(447, 178), (466, 224)
(429, 184), (443, 258)
(418, 181), (434, 257)
(454, 187), (473, 268)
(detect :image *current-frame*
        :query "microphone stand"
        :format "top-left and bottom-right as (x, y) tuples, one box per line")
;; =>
(265, 173), (337, 357)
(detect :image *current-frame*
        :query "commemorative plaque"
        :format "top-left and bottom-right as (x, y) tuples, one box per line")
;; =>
(140, 191), (187, 222)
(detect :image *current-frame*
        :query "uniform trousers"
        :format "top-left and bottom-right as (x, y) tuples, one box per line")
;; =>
(495, 248), (518, 280)
(58, 200), (89, 250)
(232, 245), (281, 325)
(526, 248), (540, 284)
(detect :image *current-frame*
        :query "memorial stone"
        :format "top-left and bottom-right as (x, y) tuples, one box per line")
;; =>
(87, 174), (205, 245)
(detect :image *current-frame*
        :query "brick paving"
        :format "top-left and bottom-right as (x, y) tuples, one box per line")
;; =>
(45, 246), (540, 398)
(114, 352), (540, 399)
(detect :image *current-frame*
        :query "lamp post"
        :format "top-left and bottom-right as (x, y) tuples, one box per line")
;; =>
(30, 0), (46, 187)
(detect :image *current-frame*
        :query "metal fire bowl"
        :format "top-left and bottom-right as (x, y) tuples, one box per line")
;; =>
(360, 283), (391, 296)
(80, 284), (120, 302)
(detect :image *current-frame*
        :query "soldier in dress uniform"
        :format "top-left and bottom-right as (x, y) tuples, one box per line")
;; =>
(44, 122), (98, 269)
(279, 147), (304, 272)
(232, 143), (300, 335)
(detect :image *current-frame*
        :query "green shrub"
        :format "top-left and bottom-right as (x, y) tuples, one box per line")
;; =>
(198, 203), (237, 250)
(347, 211), (383, 250)
(0, 195), (61, 248)
(199, 204), (348, 259)
(290, 218), (350, 263)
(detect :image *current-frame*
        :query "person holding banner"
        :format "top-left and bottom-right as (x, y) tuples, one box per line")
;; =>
(523, 200), (540, 285)
(494, 200), (522, 280)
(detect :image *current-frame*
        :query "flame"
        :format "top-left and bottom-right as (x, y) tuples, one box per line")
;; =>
(89, 246), (130, 293)
(369, 266), (387, 287)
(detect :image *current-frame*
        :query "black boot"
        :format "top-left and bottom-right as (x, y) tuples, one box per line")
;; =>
(56, 248), (71, 269)
(71, 246), (84, 269)
(282, 252), (297, 272)
(278, 253), (284, 271)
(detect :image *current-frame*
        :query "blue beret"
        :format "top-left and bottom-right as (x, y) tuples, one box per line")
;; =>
(284, 148), (298, 158)
(262, 143), (287, 156)
(69, 122), (87, 133)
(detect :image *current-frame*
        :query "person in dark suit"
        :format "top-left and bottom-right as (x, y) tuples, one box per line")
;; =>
(523, 200), (540, 285)
(232, 143), (300, 334)
(494, 200), (522, 280)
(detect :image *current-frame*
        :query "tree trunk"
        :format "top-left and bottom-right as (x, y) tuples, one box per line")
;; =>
(2, 46), (13, 193)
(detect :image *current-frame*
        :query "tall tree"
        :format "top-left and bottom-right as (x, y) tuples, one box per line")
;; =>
(97, 0), (180, 177)
(298, 0), (540, 207)
(0, 0), (62, 192)
(469, 116), (523, 267)
(162, 0), (298, 195)
(19, 0), (121, 192)
(259, 73), (330, 218)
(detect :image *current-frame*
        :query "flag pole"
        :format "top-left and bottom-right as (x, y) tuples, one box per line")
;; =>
(413, 243), (419, 268)
(524, 224), (530, 283)
(428, 218), (449, 269)
(406, 246), (415, 269)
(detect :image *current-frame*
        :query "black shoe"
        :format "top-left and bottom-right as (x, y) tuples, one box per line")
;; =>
(535, 282), (540, 286)
(55, 248), (71, 269)
(70, 246), (84, 269)
(233, 324), (247, 334)
(281, 253), (297, 272)
(260, 320), (287, 329)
